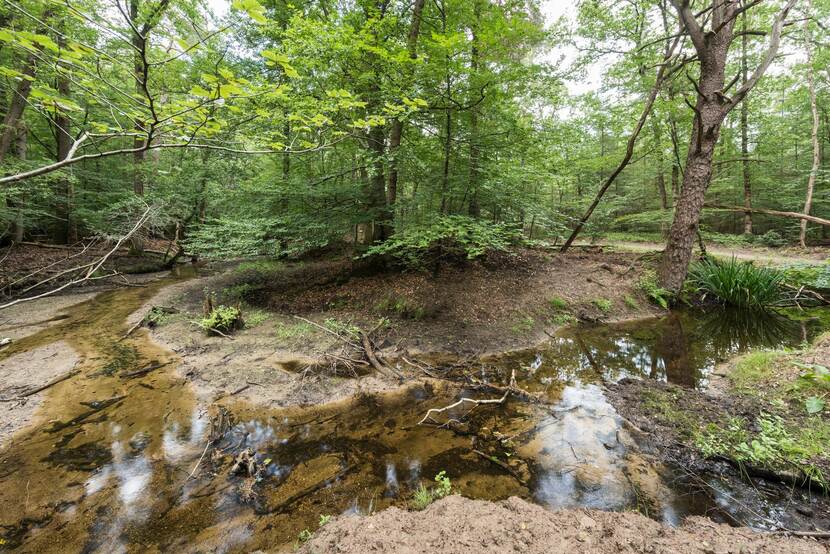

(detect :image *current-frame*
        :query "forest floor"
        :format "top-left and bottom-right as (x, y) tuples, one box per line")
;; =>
(602, 239), (828, 266)
(135, 248), (664, 408)
(299, 495), (827, 554)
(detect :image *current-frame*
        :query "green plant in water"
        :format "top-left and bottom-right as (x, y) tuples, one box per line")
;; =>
(410, 471), (452, 510)
(687, 257), (787, 309)
(592, 297), (612, 313)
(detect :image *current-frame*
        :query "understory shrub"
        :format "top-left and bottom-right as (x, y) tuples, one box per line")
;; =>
(362, 216), (521, 269)
(687, 257), (787, 309)
(199, 305), (244, 335)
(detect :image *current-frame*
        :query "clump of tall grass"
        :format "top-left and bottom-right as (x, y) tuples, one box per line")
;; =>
(687, 257), (788, 309)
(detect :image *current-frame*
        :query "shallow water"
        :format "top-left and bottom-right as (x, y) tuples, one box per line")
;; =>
(0, 277), (826, 552)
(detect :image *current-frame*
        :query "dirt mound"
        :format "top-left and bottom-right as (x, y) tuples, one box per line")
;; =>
(300, 496), (827, 554)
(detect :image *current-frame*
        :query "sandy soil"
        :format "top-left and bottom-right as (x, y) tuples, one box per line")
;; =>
(604, 240), (828, 266)
(132, 250), (663, 408)
(0, 292), (97, 341)
(299, 495), (827, 554)
(0, 341), (79, 450)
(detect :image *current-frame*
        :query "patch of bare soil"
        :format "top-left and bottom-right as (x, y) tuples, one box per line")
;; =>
(136, 249), (661, 408)
(299, 495), (827, 554)
(0, 341), (79, 449)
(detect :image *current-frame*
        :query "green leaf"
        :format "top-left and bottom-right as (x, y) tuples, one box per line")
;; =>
(805, 397), (825, 414)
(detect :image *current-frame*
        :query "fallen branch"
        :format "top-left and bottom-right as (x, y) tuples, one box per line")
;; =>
(360, 331), (402, 380)
(0, 369), (80, 401)
(418, 368), (517, 425)
(0, 207), (154, 311)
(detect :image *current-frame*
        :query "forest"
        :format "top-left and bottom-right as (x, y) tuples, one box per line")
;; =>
(0, 0), (830, 552)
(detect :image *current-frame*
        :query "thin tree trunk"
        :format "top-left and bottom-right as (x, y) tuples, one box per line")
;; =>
(55, 32), (75, 244)
(387, 0), (425, 220)
(12, 121), (27, 242)
(800, 4), (819, 248)
(651, 117), (669, 209)
(741, 12), (752, 235)
(131, 0), (146, 198)
(467, 0), (482, 217)
(560, 29), (681, 252)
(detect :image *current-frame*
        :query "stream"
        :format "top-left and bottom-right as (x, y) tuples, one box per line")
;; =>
(0, 271), (826, 552)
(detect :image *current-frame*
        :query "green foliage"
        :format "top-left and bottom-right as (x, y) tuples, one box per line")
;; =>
(275, 321), (315, 341)
(323, 318), (361, 339)
(375, 295), (426, 320)
(510, 313), (535, 334)
(637, 270), (671, 309)
(410, 471), (452, 511)
(318, 514), (332, 527)
(144, 306), (179, 328)
(729, 350), (783, 391)
(198, 305), (244, 335)
(363, 216), (520, 269)
(624, 295), (639, 309)
(548, 296), (568, 310)
(591, 297), (612, 313)
(781, 263), (830, 290)
(687, 257), (787, 309)
(245, 309), (270, 327)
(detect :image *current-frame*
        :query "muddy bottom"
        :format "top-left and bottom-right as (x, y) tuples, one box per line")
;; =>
(0, 272), (826, 552)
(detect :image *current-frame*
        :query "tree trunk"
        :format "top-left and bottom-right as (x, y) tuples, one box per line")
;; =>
(0, 54), (36, 162)
(467, 0), (482, 218)
(12, 121), (27, 242)
(659, 0), (794, 293)
(651, 118), (668, 209)
(387, 0), (426, 220)
(800, 3), (819, 248)
(55, 32), (75, 244)
(740, 12), (752, 235)
(131, 0), (146, 198)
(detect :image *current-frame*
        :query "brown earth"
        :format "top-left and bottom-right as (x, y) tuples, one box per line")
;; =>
(299, 495), (828, 554)
(136, 249), (662, 408)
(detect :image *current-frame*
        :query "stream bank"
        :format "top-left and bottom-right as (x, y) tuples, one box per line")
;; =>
(0, 257), (828, 552)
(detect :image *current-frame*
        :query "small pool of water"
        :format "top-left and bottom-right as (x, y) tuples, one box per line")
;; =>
(0, 280), (826, 551)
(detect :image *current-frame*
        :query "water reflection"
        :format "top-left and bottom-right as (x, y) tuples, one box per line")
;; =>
(493, 308), (824, 389)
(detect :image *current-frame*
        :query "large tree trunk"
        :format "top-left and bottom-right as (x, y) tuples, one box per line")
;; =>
(0, 55), (36, 162)
(659, 0), (794, 293)
(800, 4), (819, 248)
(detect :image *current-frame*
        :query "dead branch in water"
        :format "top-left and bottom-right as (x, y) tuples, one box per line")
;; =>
(360, 331), (402, 380)
(418, 368), (519, 426)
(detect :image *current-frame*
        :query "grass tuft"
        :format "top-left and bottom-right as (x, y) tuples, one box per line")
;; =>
(687, 257), (787, 309)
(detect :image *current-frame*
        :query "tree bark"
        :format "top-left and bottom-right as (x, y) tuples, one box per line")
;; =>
(659, 0), (795, 293)
(387, 0), (425, 219)
(651, 117), (669, 209)
(0, 54), (36, 162)
(740, 12), (752, 235)
(131, 0), (146, 198)
(467, 0), (482, 217)
(800, 2), (819, 248)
